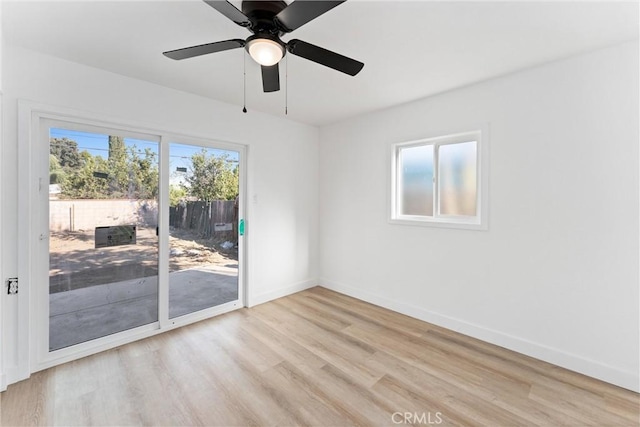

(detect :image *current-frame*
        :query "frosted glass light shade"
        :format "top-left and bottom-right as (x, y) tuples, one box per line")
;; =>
(247, 39), (284, 66)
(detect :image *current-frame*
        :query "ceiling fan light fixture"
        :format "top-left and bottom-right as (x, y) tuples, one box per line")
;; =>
(164, 1), (365, 93)
(247, 37), (284, 66)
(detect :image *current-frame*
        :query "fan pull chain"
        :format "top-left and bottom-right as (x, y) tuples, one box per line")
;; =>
(242, 50), (247, 113)
(285, 54), (288, 115)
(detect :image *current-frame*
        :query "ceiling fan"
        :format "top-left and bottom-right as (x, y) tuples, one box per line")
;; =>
(163, 0), (364, 93)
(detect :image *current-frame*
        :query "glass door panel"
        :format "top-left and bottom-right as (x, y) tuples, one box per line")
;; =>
(168, 143), (239, 318)
(49, 128), (159, 351)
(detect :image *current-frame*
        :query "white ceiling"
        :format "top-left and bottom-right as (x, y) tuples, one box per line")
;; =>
(3, 0), (639, 126)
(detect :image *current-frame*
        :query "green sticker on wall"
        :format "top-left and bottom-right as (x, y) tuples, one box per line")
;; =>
(239, 219), (245, 236)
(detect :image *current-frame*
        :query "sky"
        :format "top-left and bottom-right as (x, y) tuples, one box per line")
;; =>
(50, 128), (240, 185)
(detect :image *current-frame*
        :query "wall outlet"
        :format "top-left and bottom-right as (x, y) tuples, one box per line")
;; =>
(7, 278), (18, 295)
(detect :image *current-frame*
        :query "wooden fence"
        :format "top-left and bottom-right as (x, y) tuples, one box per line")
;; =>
(169, 200), (237, 240)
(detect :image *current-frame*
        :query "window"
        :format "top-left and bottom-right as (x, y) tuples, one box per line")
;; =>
(391, 129), (487, 229)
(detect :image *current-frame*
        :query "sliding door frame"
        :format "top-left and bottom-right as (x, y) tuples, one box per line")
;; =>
(17, 100), (247, 377)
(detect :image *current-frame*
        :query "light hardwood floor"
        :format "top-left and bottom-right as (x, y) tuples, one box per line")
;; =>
(1, 287), (639, 426)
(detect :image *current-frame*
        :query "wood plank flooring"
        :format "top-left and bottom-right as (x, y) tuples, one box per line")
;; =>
(2, 287), (639, 426)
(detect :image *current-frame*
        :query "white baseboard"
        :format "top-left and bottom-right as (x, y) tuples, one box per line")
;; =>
(247, 279), (317, 308)
(320, 279), (640, 393)
(3, 364), (30, 391)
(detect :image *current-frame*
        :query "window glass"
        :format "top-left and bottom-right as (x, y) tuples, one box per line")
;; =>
(399, 145), (434, 216)
(392, 129), (485, 229)
(438, 141), (477, 216)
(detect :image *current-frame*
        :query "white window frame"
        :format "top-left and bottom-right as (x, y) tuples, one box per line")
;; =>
(390, 126), (489, 230)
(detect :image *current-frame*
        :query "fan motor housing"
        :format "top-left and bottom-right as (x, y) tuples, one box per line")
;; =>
(242, 1), (288, 34)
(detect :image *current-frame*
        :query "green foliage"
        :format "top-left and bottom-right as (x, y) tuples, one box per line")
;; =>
(49, 138), (81, 187)
(169, 185), (187, 207)
(53, 136), (238, 203)
(55, 136), (159, 200)
(50, 138), (81, 169)
(124, 145), (158, 199)
(184, 150), (238, 202)
(107, 136), (130, 198)
(49, 154), (66, 184)
(61, 151), (110, 199)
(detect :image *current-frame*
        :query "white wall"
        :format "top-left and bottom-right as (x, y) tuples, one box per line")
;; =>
(319, 41), (639, 392)
(1, 44), (319, 385)
(0, 0), (5, 391)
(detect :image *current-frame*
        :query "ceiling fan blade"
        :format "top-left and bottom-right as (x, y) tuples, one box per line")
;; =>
(163, 39), (245, 60)
(275, 0), (345, 32)
(287, 39), (363, 76)
(202, 1), (251, 27)
(261, 64), (280, 92)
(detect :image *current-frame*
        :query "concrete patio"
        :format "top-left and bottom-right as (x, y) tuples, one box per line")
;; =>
(49, 265), (238, 351)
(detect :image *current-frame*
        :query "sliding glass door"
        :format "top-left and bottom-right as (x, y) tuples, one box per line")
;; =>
(33, 116), (245, 365)
(168, 142), (240, 318)
(48, 128), (160, 351)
